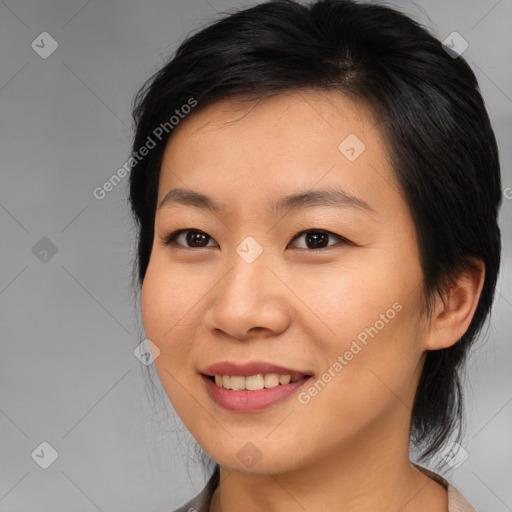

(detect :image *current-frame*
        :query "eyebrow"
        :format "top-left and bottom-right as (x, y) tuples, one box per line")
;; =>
(158, 187), (375, 215)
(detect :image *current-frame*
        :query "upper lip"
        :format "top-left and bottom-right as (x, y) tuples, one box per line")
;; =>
(202, 361), (313, 379)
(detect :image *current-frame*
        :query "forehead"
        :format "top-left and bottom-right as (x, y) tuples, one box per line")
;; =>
(158, 90), (399, 216)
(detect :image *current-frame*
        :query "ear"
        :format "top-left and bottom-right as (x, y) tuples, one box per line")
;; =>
(423, 258), (485, 351)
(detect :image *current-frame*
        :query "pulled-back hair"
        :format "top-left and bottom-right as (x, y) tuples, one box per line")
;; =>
(129, 0), (502, 462)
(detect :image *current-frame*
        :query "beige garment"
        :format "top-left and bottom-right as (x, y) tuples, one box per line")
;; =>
(415, 464), (476, 512)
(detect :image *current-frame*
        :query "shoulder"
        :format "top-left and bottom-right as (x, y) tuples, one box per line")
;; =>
(447, 483), (477, 512)
(414, 464), (476, 512)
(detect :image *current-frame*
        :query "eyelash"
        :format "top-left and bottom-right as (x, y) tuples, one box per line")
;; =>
(161, 228), (350, 251)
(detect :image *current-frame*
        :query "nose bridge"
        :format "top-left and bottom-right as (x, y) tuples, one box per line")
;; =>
(223, 238), (275, 305)
(218, 230), (267, 281)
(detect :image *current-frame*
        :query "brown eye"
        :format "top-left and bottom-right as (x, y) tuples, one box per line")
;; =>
(288, 230), (347, 250)
(164, 229), (217, 248)
(163, 228), (349, 250)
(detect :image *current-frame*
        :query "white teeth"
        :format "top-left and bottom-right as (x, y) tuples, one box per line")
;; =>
(264, 373), (280, 388)
(211, 373), (305, 390)
(279, 374), (291, 385)
(230, 375), (245, 390)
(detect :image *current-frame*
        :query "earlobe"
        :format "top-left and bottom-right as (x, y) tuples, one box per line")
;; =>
(423, 258), (486, 351)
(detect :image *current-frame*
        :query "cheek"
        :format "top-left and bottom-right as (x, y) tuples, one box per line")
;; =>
(317, 289), (424, 414)
(141, 266), (166, 343)
(299, 254), (424, 403)
(141, 262), (193, 361)
(286, 256), (401, 342)
(140, 263), (203, 418)
(295, 307), (423, 452)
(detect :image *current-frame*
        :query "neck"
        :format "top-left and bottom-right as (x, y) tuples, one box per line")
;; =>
(210, 419), (447, 512)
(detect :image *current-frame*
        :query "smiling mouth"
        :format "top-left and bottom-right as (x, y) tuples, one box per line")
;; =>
(205, 373), (312, 391)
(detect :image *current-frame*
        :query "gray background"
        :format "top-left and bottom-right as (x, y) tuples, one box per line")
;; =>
(1, 0), (511, 510)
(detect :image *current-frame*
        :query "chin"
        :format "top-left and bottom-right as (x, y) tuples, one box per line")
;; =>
(198, 437), (310, 476)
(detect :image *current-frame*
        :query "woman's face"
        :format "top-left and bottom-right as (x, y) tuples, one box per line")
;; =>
(141, 90), (430, 474)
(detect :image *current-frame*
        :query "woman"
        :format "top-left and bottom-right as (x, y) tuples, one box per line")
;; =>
(128, 0), (502, 510)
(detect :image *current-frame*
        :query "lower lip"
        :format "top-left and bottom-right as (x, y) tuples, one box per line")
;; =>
(202, 375), (311, 412)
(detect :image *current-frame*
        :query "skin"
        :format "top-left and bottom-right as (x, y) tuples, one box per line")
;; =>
(141, 90), (485, 512)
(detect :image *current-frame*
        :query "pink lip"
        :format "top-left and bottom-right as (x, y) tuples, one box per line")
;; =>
(202, 361), (311, 379)
(202, 374), (312, 412)
(200, 361), (314, 412)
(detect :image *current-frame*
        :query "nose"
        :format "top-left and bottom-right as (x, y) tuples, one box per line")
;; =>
(202, 251), (292, 341)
